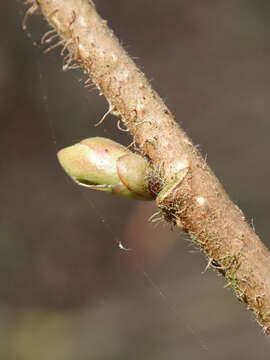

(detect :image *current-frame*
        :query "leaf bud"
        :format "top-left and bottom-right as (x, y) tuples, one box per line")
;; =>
(57, 137), (154, 200)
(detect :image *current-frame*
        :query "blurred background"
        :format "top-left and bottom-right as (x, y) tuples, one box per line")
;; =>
(1, 0), (270, 358)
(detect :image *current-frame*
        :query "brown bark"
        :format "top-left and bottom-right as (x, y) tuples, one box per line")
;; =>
(26, 0), (270, 333)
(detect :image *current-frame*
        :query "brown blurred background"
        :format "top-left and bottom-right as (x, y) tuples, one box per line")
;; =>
(1, 0), (270, 358)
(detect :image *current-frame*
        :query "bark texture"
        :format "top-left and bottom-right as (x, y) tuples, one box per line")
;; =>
(26, 0), (270, 333)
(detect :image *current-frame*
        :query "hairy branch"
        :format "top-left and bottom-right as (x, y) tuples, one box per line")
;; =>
(25, 0), (270, 333)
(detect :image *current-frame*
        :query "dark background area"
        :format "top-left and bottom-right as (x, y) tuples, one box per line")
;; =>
(1, 0), (270, 358)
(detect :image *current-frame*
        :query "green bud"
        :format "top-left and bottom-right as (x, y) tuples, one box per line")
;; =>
(57, 137), (154, 200)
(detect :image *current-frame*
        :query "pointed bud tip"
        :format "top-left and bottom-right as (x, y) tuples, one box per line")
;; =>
(57, 143), (90, 181)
